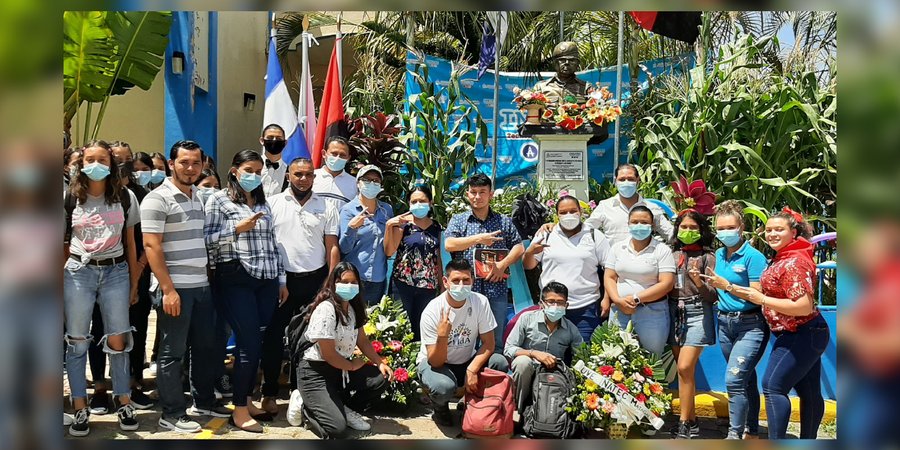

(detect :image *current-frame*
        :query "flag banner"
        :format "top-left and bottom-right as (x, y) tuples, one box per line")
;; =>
(629, 12), (702, 44)
(312, 44), (349, 168)
(264, 37), (308, 162)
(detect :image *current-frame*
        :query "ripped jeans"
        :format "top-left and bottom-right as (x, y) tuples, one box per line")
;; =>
(64, 258), (133, 402)
(717, 309), (770, 436)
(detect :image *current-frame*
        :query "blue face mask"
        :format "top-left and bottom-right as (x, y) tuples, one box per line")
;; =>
(629, 223), (652, 240)
(543, 305), (567, 322)
(335, 283), (359, 301)
(325, 155), (348, 172)
(150, 169), (166, 184)
(81, 162), (111, 181)
(448, 283), (472, 302)
(616, 180), (638, 198)
(134, 170), (152, 186)
(238, 172), (262, 192)
(409, 202), (431, 218)
(359, 181), (382, 199)
(716, 230), (743, 248)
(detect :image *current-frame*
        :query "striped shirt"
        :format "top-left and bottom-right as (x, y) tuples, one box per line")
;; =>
(140, 178), (209, 289)
(203, 189), (285, 284)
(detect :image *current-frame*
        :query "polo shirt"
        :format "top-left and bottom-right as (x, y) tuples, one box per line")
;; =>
(312, 167), (358, 209)
(714, 240), (769, 312)
(269, 191), (339, 273)
(140, 178), (209, 288)
(584, 194), (674, 244)
(533, 226), (610, 309)
(445, 209), (523, 300)
(605, 238), (676, 299)
(338, 197), (392, 282)
(503, 309), (583, 361)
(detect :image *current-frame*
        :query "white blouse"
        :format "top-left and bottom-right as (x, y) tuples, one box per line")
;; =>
(303, 302), (359, 361)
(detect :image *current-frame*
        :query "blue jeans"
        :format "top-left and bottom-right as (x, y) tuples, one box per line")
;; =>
(565, 302), (603, 342)
(763, 314), (829, 439)
(610, 301), (670, 356)
(418, 353), (509, 407)
(717, 309), (770, 436)
(216, 262), (278, 406)
(361, 280), (386, 305)
(486, 295), (510, 351)
(392, 280), (436, 342)
(64, 259), (133, 401)
(154, 285), (217, 420)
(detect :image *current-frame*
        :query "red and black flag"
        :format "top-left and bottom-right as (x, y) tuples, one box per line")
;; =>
(312, 42), (349, 168)
(629, 12), (702, 44)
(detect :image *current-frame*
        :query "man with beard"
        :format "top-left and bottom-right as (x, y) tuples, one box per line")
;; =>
(264, 157), (340, 421)
(141, 140), (229, 433)
(259, 124), (288, 198)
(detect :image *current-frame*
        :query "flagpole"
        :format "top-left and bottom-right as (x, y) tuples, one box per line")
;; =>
(614, 11), (624, 170)
(336, 13), (343, 86)
(300, 15), (309, 135)
(559, 11), (564, 41)
(490, 12), (502, 186)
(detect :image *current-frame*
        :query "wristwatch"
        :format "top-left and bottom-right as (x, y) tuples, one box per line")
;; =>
(633, 294), (643, 306)
(725, 283), (735, 292)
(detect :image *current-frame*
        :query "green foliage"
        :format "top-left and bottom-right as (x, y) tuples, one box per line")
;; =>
(399, 60), (487, 225)
(349, 112), (406, 209)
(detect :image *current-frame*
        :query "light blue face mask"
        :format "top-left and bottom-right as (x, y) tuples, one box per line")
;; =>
(325, 155), (348, 172)
(629, 223), (653, 240)
(197, 187), (217, 205)
(716, 230), (743, 248)
(616, 180), (638, 198)
(335, 283), (359, 301)
(359, 181), (383, 199)
(134, 170), (152, 186)
(448, 283), (472, 302)
(238, 172), (262, 192)
(409, 202), (431, 218)
(81, 162), (111, 181)
(543, 305), (567, 322)
(150, 169), (166, 184)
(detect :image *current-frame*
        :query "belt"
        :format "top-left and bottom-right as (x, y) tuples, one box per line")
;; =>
(675, 294), (703, 303)
(70, 254), (126, 267)
(286, 266), (328, 278)
(717, 308), (762, 317)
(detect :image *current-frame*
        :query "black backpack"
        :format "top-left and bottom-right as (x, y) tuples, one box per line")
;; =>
(284, 303), (318, 366)
(510, 192), (549, 240)
(522, 362), (581, 439)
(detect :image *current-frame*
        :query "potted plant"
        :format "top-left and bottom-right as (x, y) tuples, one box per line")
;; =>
(511, 87), (549, 125)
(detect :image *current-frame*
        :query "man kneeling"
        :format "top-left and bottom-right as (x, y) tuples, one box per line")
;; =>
(503, 281), (583, 415)
(417, 259), (509, 426)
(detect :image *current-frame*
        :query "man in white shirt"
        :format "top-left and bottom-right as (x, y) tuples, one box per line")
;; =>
(259, 124), (288, 198)
(584, 163), (674, 244)
(260, 157), (340, 414)
(417, 258), (509, 427)
(312, 136), (357, 209)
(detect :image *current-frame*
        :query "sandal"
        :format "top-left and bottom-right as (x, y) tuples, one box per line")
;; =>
(228, 416), (263, 433)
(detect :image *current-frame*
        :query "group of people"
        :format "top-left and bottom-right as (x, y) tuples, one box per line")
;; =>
(62, 124), (829, 440)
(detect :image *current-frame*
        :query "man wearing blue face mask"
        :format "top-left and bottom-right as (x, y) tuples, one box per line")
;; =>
(313, 136), (358, 210)
(339, 165), (393, 305)
(583, 163), (674, 244)
(504, 282), (583, 415)
(417, 259), (509, 427)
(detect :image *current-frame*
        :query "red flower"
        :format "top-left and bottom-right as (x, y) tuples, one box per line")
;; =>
(393, 368), (409, 383)
(642, 366), (654, 377)
(372, 341), (384, 354)
(636, 394), (647, 403)
(616, 383), (628, 392)
(389, 340), (403, 352)
(671, 176), (717, 216)
(599, 365), (615, 376)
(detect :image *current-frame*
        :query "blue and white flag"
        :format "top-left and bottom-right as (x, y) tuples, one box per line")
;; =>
(264, 36), (308, 162)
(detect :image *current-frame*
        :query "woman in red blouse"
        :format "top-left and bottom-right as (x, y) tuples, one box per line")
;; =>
(732, 208), (829, 439)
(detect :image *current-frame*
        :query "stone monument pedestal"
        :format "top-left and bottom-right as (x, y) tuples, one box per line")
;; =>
(519, 123), (609, 201)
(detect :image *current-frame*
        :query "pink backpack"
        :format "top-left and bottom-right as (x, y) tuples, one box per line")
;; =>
(462, 368), (516, 439)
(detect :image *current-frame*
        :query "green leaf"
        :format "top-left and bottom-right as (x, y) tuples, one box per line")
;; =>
(63, 11), (116, 129)
(105, 11), (172, 95)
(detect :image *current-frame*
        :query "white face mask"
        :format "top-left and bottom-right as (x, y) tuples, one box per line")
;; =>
(558, 213), (581, 230)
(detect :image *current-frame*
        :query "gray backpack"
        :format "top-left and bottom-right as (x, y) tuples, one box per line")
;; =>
(522, 362), (580, 439)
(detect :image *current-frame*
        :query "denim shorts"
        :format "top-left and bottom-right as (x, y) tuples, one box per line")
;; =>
(669, 298), (716, 347)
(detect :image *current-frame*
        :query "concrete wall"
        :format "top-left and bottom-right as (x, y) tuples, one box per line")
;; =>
(74, 68), (166, 153)
(215, 11), (268, 175)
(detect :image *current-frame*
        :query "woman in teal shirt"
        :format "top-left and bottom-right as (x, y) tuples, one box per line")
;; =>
(701, 200), (770, 440)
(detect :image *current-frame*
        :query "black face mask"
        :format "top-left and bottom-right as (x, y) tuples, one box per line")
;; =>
(118, 160), (134, 178)
(290, 182), (312, 201)
(263, 139), (286, 155)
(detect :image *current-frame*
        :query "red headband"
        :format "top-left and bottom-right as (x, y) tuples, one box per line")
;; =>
(782, 206), (804, 223)
(677, 208), (697, 217)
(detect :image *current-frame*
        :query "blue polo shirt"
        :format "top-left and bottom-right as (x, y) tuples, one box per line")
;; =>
(714, 240), (768, 312)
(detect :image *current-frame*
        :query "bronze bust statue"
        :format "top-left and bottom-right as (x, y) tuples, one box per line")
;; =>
(534, 42), (588, 105)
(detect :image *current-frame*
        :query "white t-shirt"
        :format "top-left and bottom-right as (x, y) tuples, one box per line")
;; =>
(303, 302), (359, 361)
(67, 190), (140, 260)
(312, 167), (358, 209)
(534, 226), (610, 309)
(269, 191), (339, 273)
(417, 291), (497, 365)
(605, 239), (676, 298)
(584, 195), (674, 245)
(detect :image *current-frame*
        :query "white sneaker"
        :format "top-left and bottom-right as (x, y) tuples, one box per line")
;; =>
(148, 362), (158, 377)
(344, 407), (371, 431)
(287, 390), (305, 427)
(64, 413), (74, 426)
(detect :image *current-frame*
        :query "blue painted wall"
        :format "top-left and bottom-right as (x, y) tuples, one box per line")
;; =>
(164, 12), (218, 160)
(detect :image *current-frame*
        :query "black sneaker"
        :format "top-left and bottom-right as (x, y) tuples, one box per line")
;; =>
(187, 403), (232, 418)
(89, 391), (110, 415)
(687, 420), (700, 438)
(117, 403), (139, 431)
(432, 404), (454, 427)
(130, 389), (156, 410)
(215, 374), (233, 399)
(675, 421), (691, 439)
(68, 408), (90, 437)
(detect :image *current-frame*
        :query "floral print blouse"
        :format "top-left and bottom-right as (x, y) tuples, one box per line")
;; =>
(761, 251), (819, 332)
(393, 221), (442, 290)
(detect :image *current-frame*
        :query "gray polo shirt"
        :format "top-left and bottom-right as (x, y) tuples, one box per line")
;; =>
(504, 309), (584, 360)
(140, 178), (209, 288)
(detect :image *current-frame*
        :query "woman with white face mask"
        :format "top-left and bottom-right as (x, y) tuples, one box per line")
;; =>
(523, 195), (611, 342)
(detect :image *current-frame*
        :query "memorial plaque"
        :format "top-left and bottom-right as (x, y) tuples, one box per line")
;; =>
(543, 150), (585, 180)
